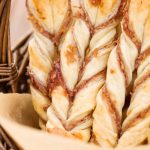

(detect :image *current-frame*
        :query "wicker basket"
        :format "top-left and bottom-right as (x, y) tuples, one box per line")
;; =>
(0, 125), (18, 150)
(0, 0), (31, 94)
(11, 33), (32, 93)
(0, 0), (31, 149)
(0, 0), (17, 92)
(1, 1), (150, 150)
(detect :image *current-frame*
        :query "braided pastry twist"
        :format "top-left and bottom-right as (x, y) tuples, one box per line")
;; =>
(27, 0), (125, 141)
(118, 9), (150, 147)
(28, 33), (55, 128)
(46, 0), (124, 141)
(93, 0), (150, 147)
(27, 0), (72, 128)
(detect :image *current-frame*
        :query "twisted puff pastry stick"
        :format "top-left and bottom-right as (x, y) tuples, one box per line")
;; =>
(27, 0), (72, 128)
(118, 10), (150, 147)
(93, 0), (150, 147)
(28, 33), (55, 129)
(46, 0), (125, 141)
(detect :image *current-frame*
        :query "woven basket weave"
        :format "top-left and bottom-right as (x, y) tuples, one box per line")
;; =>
(11, 33), (32, 93)
(0, 0), (31, 93)
(0, 126), (18, 150)
(0, 0), (31, 149)
(0, 0), (17, 92)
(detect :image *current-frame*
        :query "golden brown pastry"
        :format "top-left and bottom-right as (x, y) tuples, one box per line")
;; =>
(26, 0), (72, 45)
(28, 32), (55, 128)
(148, 129), (150, 144)
(27, 0), (72, 128)
(118, 10), (150, 147)
(93, 0), (150, 147)
(46, 0), (124, 142)
(27, 0), (125, 142)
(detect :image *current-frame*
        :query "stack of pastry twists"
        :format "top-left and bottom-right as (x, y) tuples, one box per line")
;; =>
(28, 33), (55, 129)
(46, 0), (124, 141)
(27, 0), (72, 129)
(93, 0), (150, 147)
(27, 0), (125, 141)
(27, 0), (150, 147)
(118, 11), (150, 147)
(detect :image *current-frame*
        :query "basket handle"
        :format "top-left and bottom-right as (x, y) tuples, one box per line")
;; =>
(0, 0), (18, 92)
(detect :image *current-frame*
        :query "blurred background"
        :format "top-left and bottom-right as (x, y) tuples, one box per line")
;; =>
(0, 0), (32, 93)
(10, 0), (32, 49)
